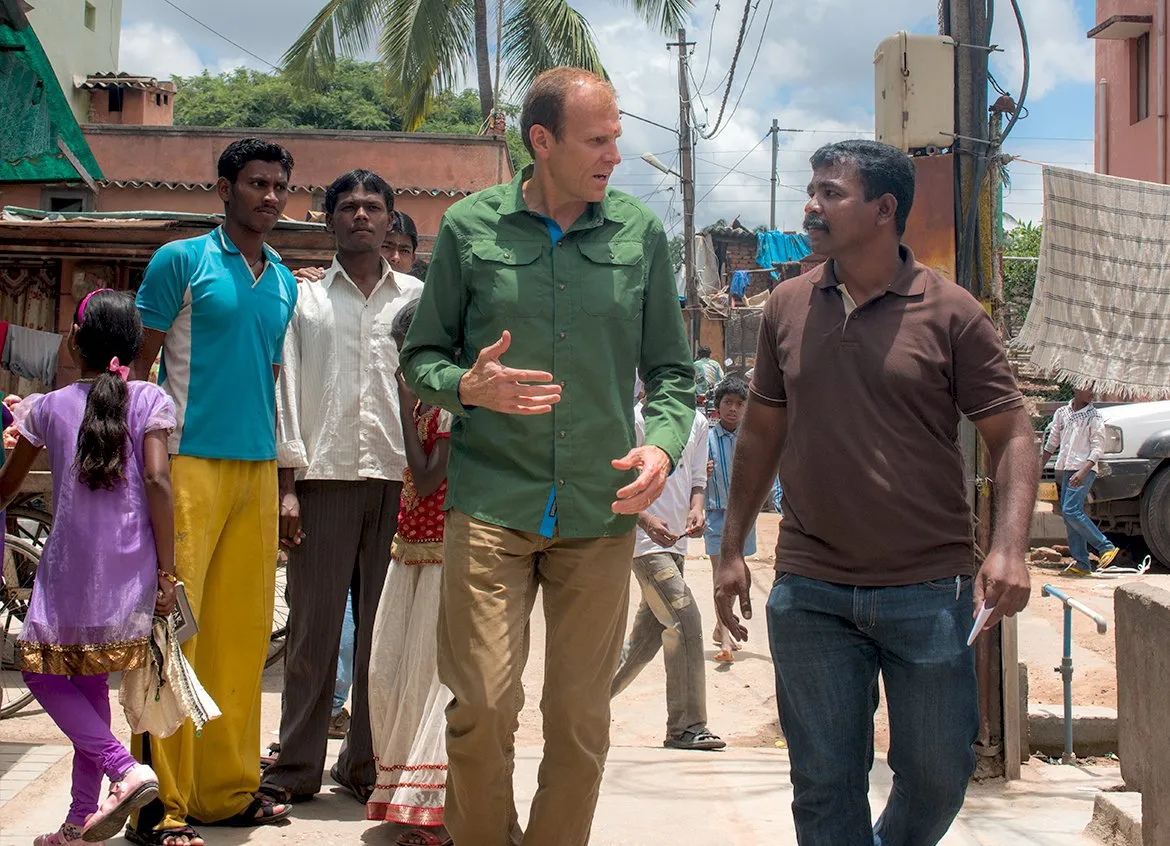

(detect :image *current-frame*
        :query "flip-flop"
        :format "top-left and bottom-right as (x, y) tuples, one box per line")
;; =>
(124, 825), (204, 846)
(195, 793), (291, 827)
(395, 828), (453, 846)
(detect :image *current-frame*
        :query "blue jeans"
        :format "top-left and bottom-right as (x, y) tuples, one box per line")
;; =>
(1058, 470), (1116, 567)
(333, 588), (355, 715)
(766, 573), (979, 846)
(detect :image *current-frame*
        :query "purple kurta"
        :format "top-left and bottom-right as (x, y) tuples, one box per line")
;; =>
(14, 381), (175, 675)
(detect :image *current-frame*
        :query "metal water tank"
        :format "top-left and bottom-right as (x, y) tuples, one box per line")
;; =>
(874, 31), (955, 152)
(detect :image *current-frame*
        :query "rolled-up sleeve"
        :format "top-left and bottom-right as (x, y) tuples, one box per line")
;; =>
(275, 306), (307, 469)
(400, 216), (471, 417)
(638, 222), (695, 468)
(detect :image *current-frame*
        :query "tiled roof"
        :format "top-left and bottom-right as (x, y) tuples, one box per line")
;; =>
(95, 179), (475, 197)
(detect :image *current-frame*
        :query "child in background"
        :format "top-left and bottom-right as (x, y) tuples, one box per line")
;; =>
(705, 376), (755, 663)
(0, 289), (177, 845)
(1042, 386), (1120, 576)
(366, 300), (453, 846)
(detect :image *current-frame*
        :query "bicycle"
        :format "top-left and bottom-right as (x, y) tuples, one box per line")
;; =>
(266, 551), (289, 668)
(1, 534), (43, 718)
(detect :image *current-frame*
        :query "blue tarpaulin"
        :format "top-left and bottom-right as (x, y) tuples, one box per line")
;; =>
(756, 231), (811, 277)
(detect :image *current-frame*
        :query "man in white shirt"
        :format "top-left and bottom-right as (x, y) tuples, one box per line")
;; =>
(261, 170), (422, 804)
(611, 396), (725, 751)
(1042, 387), (1120, 576)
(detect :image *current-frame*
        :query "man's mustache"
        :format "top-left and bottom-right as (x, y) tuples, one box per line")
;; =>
(804, 215), (829, 232)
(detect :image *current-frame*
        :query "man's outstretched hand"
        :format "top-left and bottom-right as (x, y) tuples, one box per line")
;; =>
(457, 331), (562, 414)
(611, 445), (671, 514)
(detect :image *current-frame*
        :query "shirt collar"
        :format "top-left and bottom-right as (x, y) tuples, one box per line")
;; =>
(714, 422), (737, 438)
(324, 255), (394, 291)
(215, 226), (282, 263)
(497, 164), (615, 231)
(812, 244), (925, 297)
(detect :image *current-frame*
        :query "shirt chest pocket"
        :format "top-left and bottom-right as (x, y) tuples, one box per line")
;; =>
(470, 241), (546, 318)
(576, 241), (645, 320)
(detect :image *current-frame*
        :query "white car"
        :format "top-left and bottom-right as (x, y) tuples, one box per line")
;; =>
(1080, 401), (1170, 566)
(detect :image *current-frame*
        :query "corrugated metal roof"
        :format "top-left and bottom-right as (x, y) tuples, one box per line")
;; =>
(1, 205), (326, 231)
(92, 179), (475, 197)
(0, 16), (103, 185)
(79, 73), (174, 91)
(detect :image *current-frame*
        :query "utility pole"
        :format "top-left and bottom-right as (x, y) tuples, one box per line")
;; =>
(769, 118), (779, 231)
(946, 0), (1011, 782)
(672, 28), (700, 351)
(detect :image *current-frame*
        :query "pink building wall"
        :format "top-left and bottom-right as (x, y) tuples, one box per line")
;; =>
(1094, 0), (1165, 180)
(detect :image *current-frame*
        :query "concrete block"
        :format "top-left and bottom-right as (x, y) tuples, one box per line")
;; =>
(1115, 582), (1170, 846)
(1027, 704), (1117, 758)
(1085, 792), (1142, 846)
(1031, 502), (1067, 546)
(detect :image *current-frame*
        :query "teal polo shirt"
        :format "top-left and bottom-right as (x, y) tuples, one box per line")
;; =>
(136, 226), (297, 461)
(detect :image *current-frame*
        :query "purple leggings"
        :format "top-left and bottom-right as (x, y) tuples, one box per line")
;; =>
(23, 672), (137, 826)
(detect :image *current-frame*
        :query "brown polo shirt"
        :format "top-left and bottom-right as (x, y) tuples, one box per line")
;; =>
(751, 245), (1023, 586)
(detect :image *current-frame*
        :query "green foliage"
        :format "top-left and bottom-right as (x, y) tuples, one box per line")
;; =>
(668, 235), (684, 271)
(174, 59), (402, 131)
(1003, 221), (1041, 338)
(172, 64), (531, 169)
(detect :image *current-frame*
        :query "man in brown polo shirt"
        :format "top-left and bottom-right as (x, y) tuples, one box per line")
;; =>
(714, 139), (1037, 846)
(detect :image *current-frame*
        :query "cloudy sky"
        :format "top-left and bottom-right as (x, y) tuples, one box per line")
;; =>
(117, 0), (1097, 233)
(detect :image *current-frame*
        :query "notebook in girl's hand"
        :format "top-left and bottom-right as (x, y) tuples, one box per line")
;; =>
(172, 582), (198, 644)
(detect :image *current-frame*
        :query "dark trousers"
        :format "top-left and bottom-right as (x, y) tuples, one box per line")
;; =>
(261, 478), (401, 794)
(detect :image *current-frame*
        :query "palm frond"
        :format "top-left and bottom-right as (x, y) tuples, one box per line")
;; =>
(617, 0), (693, 35)
(282, 0), (389, 88)
(502, 0), (607, 88)
(379, 0), (476, 129)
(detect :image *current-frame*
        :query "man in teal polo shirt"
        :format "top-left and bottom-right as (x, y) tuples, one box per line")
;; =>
(401, 67), (694, 846)
(129, 138), (298, 842)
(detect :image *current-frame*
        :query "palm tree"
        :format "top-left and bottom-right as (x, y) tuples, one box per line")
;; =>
(283, 0), (692, 130)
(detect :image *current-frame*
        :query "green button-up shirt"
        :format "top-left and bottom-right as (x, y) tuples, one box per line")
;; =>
(401, 166), (695, 538)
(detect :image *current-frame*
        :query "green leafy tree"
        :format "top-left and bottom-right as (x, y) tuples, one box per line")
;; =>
(668, 234), (683, 272)
(1003, 221), (1041, 338)
(173, 66), (532, 169)
(282, 0), (692, 129)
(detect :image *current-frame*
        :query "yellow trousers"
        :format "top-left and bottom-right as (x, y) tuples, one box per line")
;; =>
(132, 456), (278, 829)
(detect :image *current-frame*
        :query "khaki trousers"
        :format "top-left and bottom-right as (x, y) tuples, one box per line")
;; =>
(438, 510), (635, 846)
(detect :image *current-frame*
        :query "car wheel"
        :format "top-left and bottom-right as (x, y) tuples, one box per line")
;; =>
(1139, 465), (1170, 567)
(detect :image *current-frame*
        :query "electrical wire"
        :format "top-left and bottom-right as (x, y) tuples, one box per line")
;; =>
(156, 0), (279, 70)
(696, 133), (769, 204)
(696, 1), (722, 90)
(1000, 0), (1030, 143)
(716, 0), (776, 135)
(700, 0), (755, 140)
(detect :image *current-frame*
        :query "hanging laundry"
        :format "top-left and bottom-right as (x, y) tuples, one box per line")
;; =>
(730, 270), (751, 300)
(756, 231), (812, 278)
(1017, 165), (1170, 398)
(2, 324), (62, 386)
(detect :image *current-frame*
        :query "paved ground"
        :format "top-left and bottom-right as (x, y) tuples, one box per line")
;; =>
(0, 516), (1140, 844)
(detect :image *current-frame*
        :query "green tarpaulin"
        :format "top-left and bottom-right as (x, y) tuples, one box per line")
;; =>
(0, 6), (102, 185)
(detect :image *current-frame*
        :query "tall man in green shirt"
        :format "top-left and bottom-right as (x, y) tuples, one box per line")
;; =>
(401, 67), (694, 846)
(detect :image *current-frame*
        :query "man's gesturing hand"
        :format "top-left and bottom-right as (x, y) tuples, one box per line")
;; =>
(611, 445), (671, 514)
(714, 552), (752, 642)
(457, 331), (562, 414)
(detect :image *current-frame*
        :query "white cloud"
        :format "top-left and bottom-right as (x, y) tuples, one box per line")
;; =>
(119, 21), (206, 78)
(990, 0), (1094, 100)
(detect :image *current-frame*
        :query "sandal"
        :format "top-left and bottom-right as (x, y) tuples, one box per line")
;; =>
(664, 728), (727, 751)
(329, 763), (373, 804)
(395, 827), (453, 846)
(82, 764), (159, 841)
(258, 783), (314, 804)
(124, 825), (204, 846)
(196, 792), (291, 827)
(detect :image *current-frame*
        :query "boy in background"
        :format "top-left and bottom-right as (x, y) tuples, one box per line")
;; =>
(705, 376), (754, 662)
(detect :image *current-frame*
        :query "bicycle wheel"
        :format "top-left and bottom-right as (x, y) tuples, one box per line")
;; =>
(1, 535), (41, 718)
(5, 504), (52, 550)
(266, 551), (289, 668)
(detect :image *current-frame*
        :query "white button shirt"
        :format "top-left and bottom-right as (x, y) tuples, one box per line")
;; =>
(277, 257), (422, 481)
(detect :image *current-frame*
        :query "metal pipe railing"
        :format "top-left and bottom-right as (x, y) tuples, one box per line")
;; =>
(1040, 584), (1109, 764)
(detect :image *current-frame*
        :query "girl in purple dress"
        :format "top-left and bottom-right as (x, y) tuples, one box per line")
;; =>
(0, 290), (178, 846)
